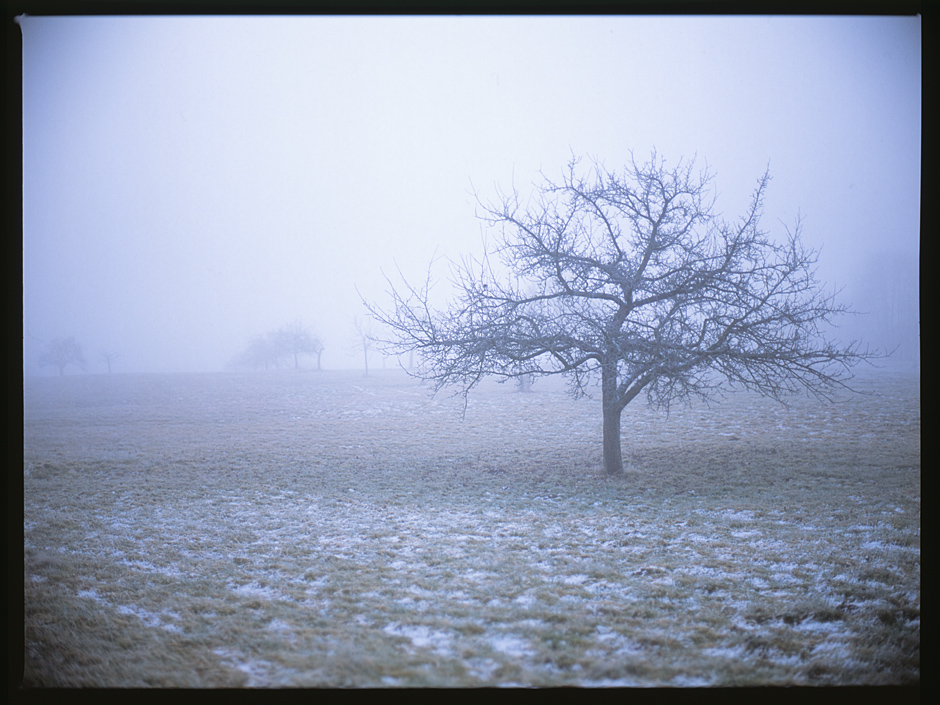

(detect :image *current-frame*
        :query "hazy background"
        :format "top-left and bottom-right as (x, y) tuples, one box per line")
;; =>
(22, 15), (920, 375)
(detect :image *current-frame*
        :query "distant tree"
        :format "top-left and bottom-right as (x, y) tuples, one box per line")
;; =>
(278, 321), (325, 370)
(267, 328), (291, 369)
(351, 316), (375, 377)
(311, 336), (325, 370)
(100, 351), (121, 374)
(515, 373), (535, 393)
(367, 153), (880, 476)
(39, 337), (87, 376)
(233, 322), (325, 371)
(234, 334), (278, 371)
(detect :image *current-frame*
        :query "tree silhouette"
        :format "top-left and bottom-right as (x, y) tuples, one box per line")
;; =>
(100, 351), (121, 374)
(278, 321), (325, 370)
(351, 316), (375, 377)
(368, 153), (879, 476)
(39, 337), (87, 376)
(233, 322), (324, 371)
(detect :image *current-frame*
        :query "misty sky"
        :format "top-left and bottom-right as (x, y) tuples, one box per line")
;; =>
(21, 15), (920, 374)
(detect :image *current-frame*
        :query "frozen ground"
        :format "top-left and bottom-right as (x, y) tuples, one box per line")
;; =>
(23, 365), (919, 686)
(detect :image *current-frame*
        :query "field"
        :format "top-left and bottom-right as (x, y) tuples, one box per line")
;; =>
(22, 364), (920, 687)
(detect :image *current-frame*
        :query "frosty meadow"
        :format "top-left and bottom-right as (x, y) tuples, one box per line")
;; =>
(23, 365), (919, 686)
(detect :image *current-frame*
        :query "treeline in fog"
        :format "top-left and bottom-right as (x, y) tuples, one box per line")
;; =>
(229, 321), (324, 371)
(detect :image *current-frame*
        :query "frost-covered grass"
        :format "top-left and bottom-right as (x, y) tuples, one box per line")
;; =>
(23, 366), (920, 687)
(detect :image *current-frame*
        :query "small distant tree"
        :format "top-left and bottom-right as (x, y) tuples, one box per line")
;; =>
(367, 152), (880, 476)
(233, 322), (325, 371)
(267, 328), (291, 369)
(351, 316), (375, 377)
(100, 351), (121, 373)
(39, 337), (87, 376)
(278, 321), (325, 370)
(515, 373), (535, 393)
(311, 336), (325, 370)
(234, 334), (277, 370)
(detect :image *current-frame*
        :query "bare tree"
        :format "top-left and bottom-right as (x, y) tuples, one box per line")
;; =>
(311, 336), (325, 370)
(515, 373), (535, 393)
(351, 316), (375, 377)
(278, 320), (325, 370)
(267, 328), (291, 369)
(100, 351), (121, 373)
(39, 336), (87, 376)
(367, 153), (880, 476)
(233, 334), (278, 371)
(233, 322), (325, 371)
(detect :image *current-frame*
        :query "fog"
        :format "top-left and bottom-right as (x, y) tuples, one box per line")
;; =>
(21, 15), (920, 375)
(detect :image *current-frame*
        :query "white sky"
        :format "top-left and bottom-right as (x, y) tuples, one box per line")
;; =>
(21, 15), (920, 373)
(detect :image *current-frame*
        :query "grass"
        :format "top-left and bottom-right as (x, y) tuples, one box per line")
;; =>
(22, 365), (919, 687)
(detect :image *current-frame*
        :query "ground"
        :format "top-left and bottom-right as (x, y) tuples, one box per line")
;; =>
(22, 364), (920, 687)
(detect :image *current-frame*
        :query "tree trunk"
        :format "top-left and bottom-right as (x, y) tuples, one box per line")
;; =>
(602, 403), (624, 476)
(601, 362), (624, 476)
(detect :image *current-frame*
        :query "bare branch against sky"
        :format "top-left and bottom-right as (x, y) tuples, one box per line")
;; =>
(21, 16), (920, 374)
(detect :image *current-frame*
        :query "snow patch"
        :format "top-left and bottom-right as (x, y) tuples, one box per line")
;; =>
(796, 620), (849, 634)
(118, 557), (183, 578)
(562, 573), (590, 585)
(213, 648), (283, 687)
(581, 678), (647, 687)
(488, 633), (534, 658)
(811, 640), (853, 660)
(704, 644), (750, 660)
(671, 674), (713, 687)
(860, 540), (888, 551)
(466, 658), (501, 681)
(683, 533), (715, 544)
(722, 509), (756, 521)
(732, 530), (762, 539)
(267, 618), (293, 633)
(116, 604), (181, 632)
(229, 582), (290, 602)
(384, 623), (454, 656)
